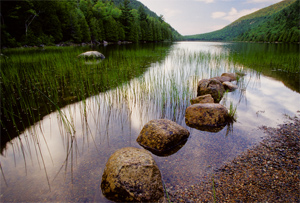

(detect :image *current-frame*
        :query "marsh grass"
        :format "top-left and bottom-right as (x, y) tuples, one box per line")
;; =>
(0, 44), (171, 152)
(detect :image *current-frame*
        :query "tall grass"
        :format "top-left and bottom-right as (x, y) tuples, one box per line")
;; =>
(0, 44), (171, 152)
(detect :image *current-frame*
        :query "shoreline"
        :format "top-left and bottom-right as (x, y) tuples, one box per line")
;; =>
(168, 116), (300, 202)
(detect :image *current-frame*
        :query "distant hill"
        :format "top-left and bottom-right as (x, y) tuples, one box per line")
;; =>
(184, 0), (299, 43)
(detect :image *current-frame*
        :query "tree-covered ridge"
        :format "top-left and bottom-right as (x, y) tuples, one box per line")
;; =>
(1, 0), (182, 47)
(184, 0), (299, 43)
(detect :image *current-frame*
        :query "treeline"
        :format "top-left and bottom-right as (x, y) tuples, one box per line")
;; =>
(236, 0), (300, 43)
(1, 0), (182, 47)
(184, 0), (299, 43)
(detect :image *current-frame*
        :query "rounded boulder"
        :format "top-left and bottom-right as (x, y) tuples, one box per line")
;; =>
(78, 51), (105, 59)
(101, 147), (164, 202)
(197, 79), (225, 103)
(190, 94), (214, 105)
(185, 103), (228, 128)
(137, 119), (190, 155)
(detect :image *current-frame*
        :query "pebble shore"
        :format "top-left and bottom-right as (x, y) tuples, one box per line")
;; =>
(168, 116), (300, 202)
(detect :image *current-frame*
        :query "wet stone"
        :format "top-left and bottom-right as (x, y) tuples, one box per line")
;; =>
(101, 147), (164, 202)
(190, 94), (214, 105)
(185, 103), (228, 129)
(137, 119), (190, 156)
(197, 79), (225, 103)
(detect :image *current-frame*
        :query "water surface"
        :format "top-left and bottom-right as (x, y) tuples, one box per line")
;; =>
(1, 42), (299, 202)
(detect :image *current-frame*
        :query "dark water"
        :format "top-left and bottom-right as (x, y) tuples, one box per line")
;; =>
(1, 42), (299, 202)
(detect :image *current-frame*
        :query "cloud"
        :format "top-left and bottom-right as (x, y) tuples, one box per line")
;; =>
(211, 7), (259, 22)
(194, 0), (214, 3)
(212, 12), (226, 19)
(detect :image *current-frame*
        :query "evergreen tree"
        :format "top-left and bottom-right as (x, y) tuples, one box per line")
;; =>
(120, 0), (133, 41)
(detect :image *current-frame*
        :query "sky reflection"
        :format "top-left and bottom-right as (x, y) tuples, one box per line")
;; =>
(1, 42), (299, 202)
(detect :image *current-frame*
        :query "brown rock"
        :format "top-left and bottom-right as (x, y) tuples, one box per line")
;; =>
(190, 94), (214, 105)
(185, 103), (228, 128)
(223, 81), (238, 91)
(221, 73), (237, 81)
(101, 147), (164, 202)
(136, 119), (190, 155)
(212, 76), (231, 83)
(197, 79), (225, 103)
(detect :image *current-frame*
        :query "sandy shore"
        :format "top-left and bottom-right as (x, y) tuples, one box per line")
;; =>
(168, 116), (300, 202)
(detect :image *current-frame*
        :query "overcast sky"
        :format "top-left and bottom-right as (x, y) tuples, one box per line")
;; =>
(137, 0), (283, 36)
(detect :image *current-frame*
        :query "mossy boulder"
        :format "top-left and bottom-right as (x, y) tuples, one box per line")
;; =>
(136, 119), (190, 155)
(185, 103), (228, 128)
(101, 147), (164, 202)
(197, 79), (225, 103)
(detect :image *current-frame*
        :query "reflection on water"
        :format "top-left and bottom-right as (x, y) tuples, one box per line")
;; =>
(1, 42), (299, 202)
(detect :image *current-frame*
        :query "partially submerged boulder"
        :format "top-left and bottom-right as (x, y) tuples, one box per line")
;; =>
(185, 103), (228, 129)
(190, 94), (214, 105)
(78, 51), (105, 59)
(197, 79), (225, 103)
(221, 73), (237, 81)
(136, 119), (190, 155)
(101, 147), (164, 202)
(223, 81), (238, 91)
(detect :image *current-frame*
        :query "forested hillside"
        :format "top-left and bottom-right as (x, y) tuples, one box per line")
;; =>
(1, 0), (182, 47)
(184, 0), (299, 43)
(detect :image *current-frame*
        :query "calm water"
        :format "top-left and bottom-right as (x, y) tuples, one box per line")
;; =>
(1, 42), (299, 202)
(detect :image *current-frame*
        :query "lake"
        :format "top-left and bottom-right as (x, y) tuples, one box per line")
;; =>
(1, 41), (299, 202)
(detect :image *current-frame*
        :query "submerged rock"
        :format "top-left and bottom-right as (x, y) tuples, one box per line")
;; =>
(78, 51), (105, 59)
(101, 147), (164, 202)
(197, 79), (225, 103)
(190, 94), (214, 105)
(137, 119), (190, 156)
(185, 103), (228, 128)
(223, 81), (238, 91)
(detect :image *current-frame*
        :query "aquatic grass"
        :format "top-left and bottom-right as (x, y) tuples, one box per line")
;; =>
(228, 101), (237, 123)
(1, 43), (172, 152)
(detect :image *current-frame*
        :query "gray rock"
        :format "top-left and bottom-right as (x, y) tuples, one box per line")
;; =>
(197, 79), (225, 103)
(137, 119), (190, 155)
(78, 51), (105, 59)
(101, 147), (164, 202)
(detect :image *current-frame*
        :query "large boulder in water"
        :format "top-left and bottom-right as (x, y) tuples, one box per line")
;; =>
(101, 147), (164, 202)
(197, 79), (225, 103)
(185, 103), (228, 129)
(137, 119), (190, 155)
(78, 51), (105, 59)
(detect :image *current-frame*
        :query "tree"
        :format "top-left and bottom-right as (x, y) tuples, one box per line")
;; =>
(120, 0), (133, 41)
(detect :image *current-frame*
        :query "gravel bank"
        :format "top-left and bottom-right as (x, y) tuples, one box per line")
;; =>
(168, 117), (300, 202)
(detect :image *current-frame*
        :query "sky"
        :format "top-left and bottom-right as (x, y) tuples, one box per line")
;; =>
(137, 0), (283, 36)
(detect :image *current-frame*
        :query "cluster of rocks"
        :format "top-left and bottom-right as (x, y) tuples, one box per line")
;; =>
(185, 73), (239, 132)
(100, 73), (241, 202)
(101, 119), (190, 202)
